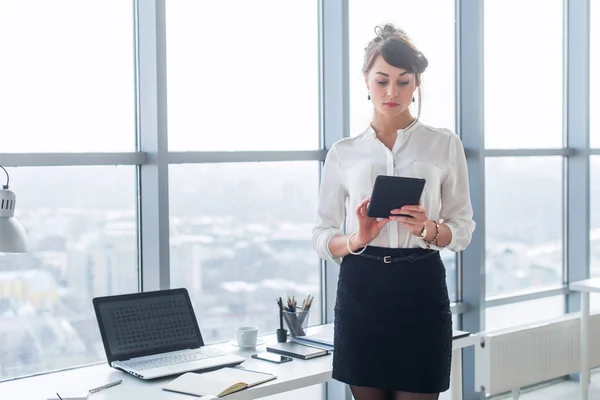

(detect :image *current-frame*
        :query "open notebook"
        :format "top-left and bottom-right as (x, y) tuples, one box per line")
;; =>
(163, 367), (276, 398)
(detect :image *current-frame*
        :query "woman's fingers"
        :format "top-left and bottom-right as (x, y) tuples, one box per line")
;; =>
(376, 218), (390, 229)
(355, 202), (363, 217)
(406, 205), (427, 213)
(392, 205), (426, 214)
(391, 211), (424, 221)
(356, 198), (371, 218)
(393, 216), (421, 225)
(390, 207), (427, 222)
(361, 198), (370, 212)
(390, 211), (427, 222)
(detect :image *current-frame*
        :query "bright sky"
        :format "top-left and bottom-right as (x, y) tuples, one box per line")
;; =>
(0, 0), (598, 152)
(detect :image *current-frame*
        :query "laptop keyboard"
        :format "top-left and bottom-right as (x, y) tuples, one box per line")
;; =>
(122, 348), (226, 371)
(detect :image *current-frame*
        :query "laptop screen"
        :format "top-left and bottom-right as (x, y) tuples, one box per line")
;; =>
(95, 290), (203, 360)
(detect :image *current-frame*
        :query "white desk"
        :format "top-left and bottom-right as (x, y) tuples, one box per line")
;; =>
(0, 324), (477, 400)
(570, 278), (600, 400)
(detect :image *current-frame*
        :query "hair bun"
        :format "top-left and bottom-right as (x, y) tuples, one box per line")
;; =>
(374, 23), (409, 41)
(411, 50), (428, 72)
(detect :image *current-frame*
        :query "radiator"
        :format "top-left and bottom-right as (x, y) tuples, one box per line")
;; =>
(475, 310), (600, 396)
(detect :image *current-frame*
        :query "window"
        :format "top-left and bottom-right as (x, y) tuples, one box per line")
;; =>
(484, 0), (563, 149)
(169, 162), (321, 343)
(441, 249), (457, 302)
(165, 1), (319, 151)
(0, 167), (138, 380)
(349, 0), (456, 135)
(0, 2), (135, 152)
(592, 0), (600, 148)
(485, 295), (564, 331)
(485, 157), (563, 297)
(591, 157), (600, 277)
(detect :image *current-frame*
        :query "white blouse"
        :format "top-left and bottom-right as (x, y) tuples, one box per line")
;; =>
(312, 120), (476, 265)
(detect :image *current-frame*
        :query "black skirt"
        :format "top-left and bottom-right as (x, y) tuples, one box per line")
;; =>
(332, 246), (453, 393)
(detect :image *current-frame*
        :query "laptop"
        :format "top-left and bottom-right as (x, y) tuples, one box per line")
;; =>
(93, 288), (245, 380)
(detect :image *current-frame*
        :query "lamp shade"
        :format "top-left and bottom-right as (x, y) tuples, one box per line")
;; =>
(0, 188), (28, 253)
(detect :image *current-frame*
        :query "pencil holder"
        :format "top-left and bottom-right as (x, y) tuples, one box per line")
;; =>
(283, 310), (310, 337)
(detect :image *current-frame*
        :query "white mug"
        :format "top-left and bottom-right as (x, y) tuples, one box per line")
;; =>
(236, 326), (258, 347)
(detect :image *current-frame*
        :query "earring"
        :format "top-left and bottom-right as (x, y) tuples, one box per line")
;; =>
(412, 96), (415, 103)
(368, 93), (371, 100)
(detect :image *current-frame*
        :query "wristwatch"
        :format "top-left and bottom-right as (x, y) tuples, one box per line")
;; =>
(419, 223), (428, 240)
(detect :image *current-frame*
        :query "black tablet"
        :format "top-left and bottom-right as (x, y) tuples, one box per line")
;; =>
(366, 175), (426, 219)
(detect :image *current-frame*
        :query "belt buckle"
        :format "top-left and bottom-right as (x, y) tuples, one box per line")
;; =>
(383, 256), (392, 264)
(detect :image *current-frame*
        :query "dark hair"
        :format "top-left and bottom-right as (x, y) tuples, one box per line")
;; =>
(362, 24), (428, 116)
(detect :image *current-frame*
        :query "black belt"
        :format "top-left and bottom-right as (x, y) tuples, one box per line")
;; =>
(357, 249), (439, 264)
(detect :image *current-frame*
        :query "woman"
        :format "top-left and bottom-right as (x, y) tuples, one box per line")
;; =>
(312, 24), (475, 400)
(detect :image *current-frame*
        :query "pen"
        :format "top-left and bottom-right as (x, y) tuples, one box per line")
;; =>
(56, 394), (63, 400)
(89, 379), (122, 394)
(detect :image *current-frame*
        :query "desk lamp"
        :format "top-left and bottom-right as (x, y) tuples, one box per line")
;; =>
(0, 166), (28, 253)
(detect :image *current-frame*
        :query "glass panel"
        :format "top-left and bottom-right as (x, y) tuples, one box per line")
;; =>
(349, 0), (456, 135)
(591, 157), (600, 277)
(485, 157), (563, 297)
(165, 1), (319, 151)
(593, 0), (600, 148)
(484, 0), (563, 149)
(169, 162), (321, 344)
(441, 248), (457, 302)
(452, 313), (458, 331)
(0, 2), (135, 152)
(485, 295), (564, 331)
(0, 166), (137, 380)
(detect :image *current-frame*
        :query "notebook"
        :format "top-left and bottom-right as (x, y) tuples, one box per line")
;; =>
(163, 367), (276, 398)
(290, 325), (335, 351)
(266, 342), (330, 360)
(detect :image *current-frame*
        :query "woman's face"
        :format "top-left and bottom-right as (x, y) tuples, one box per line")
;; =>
(365, 55), (417, 117)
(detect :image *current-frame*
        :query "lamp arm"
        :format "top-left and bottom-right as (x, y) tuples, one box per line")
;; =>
(0, 165), (8, 189)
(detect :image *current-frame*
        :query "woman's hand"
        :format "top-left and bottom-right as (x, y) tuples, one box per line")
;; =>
(352, 197), (390, 248)
(390, 203), (428, 237)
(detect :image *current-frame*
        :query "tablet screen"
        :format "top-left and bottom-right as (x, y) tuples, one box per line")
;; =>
(366, 175), (426, 219)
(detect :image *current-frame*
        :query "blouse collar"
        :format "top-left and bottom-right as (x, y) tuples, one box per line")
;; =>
(367, 118), (421, 140)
